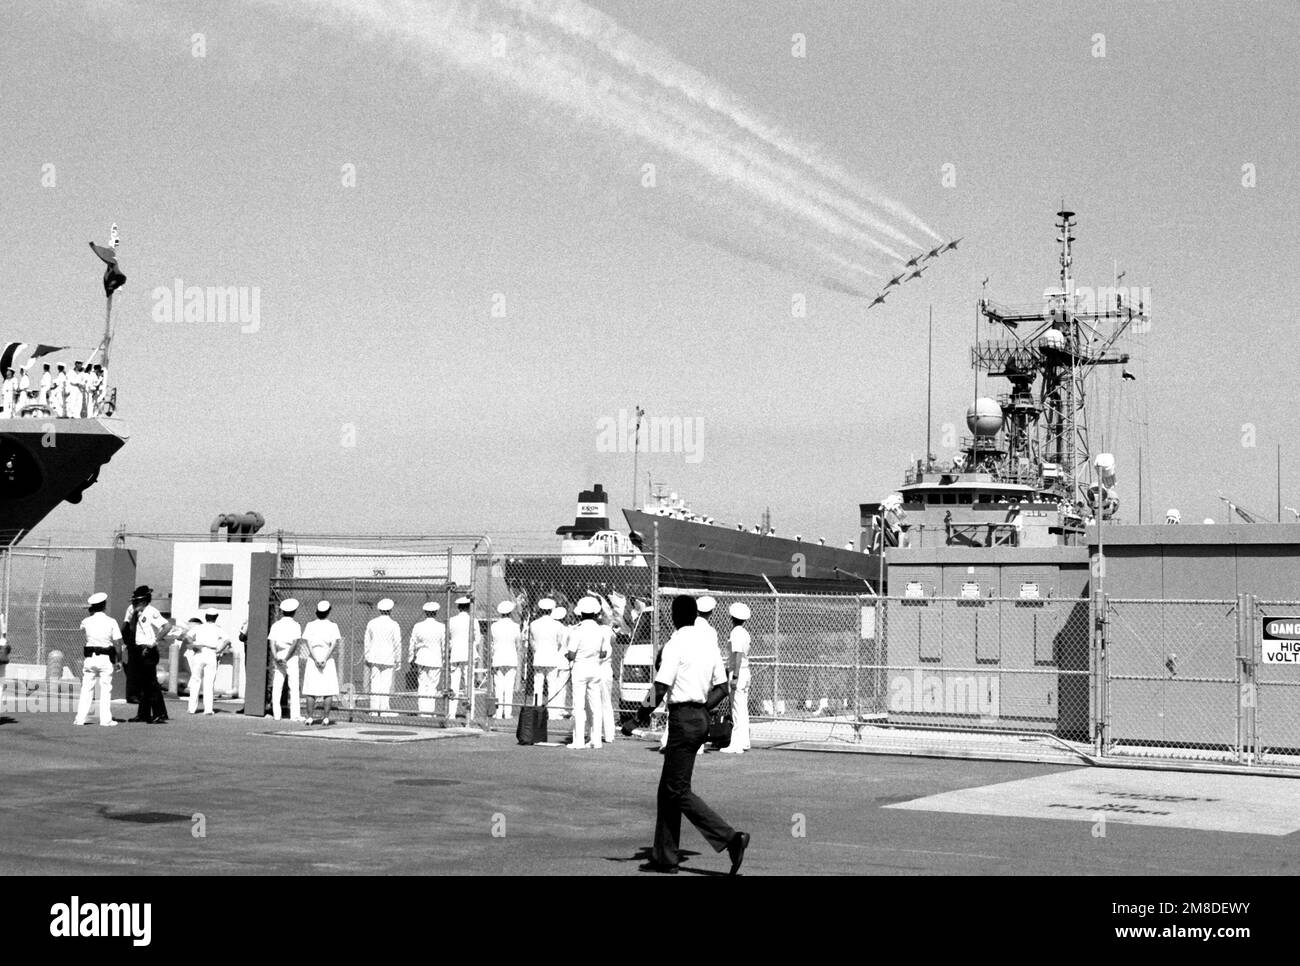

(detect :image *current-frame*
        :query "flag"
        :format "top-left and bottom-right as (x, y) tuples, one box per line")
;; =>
(89, 241), (126, 297)
(0, 343), (69, 374)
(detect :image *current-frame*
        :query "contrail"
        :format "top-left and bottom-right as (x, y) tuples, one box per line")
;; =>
(249, 0), (942, 291)
(501, 0), (943, 246)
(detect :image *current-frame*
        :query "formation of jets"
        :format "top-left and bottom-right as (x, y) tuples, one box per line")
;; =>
(866, 237), (961, 310)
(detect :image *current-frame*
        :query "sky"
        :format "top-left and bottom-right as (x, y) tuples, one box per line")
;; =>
(3, 0), (1299, 556)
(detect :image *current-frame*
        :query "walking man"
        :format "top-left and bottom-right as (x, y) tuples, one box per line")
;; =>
(409, 601), (445, 716)
(73, 592), (121, 727)
(490, 601), (520, 719)
(646, 594), (749, 875)
(719, 602), (752, 754)
(187, 608), (230, 715)
(565, 597), (610, 749)
(447, 596), (478, 719)
(364, 598), (401, 716)
(268, 598), (305, 721)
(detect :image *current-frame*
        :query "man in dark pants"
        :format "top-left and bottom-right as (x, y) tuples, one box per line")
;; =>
(126, 586), (172, 724)
(645, 594), (750, 875)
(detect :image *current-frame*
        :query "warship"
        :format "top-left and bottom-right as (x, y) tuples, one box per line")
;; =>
(622, 209), (1148, 590)
(0, 235), (130, 540)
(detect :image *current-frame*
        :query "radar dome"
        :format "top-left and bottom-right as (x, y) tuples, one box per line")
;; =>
(966, 398), (1003, 437)
(1037, 328), (1066, 351)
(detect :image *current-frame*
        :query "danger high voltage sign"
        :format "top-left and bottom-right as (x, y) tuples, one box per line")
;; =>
(1261, 619), (1300, 664)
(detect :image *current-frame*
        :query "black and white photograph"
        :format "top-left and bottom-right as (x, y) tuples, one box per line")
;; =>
(1, 0), (1295, 939)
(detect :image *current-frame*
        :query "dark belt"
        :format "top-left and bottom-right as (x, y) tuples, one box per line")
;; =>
(668, 701), (705, 708)
(84, 647), (115, 658)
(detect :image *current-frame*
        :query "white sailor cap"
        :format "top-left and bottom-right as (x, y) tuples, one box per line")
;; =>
(204, 607), (220, 618)
(537, 597), (555, 611)
(423, 601), (441, 613)
(696, 595), (717, 615)
(729, 602), (751, 621)
(455, 596), (471, 606)
(497, 600), (515, 615)
(377, 598), (394, 612)
(86, 592), (108, 606)
(280, 598), (300, 613)
(576, 596), (599, 616)
(316, 600), (332, 613)
(552, 606), (567, 620)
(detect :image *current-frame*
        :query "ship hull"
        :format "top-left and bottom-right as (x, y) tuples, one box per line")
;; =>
(624, 509), (885, 592)
(0, 417), (129, 539)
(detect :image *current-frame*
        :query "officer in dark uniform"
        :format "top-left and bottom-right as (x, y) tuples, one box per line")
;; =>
(121, 588), (142, 704)
(126, 586), (172, 724)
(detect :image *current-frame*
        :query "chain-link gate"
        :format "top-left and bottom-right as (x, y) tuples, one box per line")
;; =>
(1251, 601), (1300, 767)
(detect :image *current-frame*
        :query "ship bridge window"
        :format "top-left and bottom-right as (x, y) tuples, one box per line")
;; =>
(957, 493), (973, 504)
(977, 493), (995, 503)
(941, 493), (956, 504)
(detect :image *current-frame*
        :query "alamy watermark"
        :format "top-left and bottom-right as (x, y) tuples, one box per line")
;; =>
(888, 670), (1000, 720)
(596, 408), (703, 464)
(151, 279), (261, 332)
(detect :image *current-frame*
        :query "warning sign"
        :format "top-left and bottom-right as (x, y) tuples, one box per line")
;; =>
(1262, 619), (1300, 664)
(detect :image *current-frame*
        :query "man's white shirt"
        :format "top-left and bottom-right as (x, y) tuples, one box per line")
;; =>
(81, 612), (122, 650)
(409, 618), (445, 667)
(655, 624), (727, 705)
(364, 614), (402, 665)
(269, 616), (303, 661)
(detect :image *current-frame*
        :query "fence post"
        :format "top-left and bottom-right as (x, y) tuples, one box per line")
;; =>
(650, 524), (659, 659)
(1247, 594), (1259, 764)
(1095, 592), (1109, 757)
(773, 587), (781, 716)
(1234, 593), (1245, 763)
(469, 550), (478, 722)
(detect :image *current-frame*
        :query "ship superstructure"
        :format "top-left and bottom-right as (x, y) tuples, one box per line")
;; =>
(861, 209), (1148, 552)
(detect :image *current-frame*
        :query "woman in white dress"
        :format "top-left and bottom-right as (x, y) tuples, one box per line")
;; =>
(302, 600), (342, 725)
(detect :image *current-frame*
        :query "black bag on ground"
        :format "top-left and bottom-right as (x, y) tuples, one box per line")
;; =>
(708, 712), (733, 748)
(516, 696), (548, 745)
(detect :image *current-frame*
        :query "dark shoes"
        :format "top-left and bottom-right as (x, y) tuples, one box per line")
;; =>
(639, 861), (679, 874)
(727, 831), (750, 876)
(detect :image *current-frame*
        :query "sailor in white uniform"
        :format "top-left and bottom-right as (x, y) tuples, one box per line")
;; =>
(364, 597), (401, 716)
(51, 365), (67, 417)
(66, 362), (86, 418)
(268, 598), (305, 722)
(302, 601), (342, 725)
(528, 598), (564, 711)
(719, 602), (752, 753)
(551, 606), (571, 716)
(565, 597), (611, 749)
(73, 592), (121, 727)
(409, 601), (445, 716)
(1, 369), (16, 417)
(187, 608), (230, 715)
(597, 611), (617, 744)
(490, 601), (520, 719)
(446, 596), (479, 719)
(37, 365), (51, 409)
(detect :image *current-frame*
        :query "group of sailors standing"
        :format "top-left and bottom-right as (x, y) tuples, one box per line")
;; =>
(1, 362), (109, 418)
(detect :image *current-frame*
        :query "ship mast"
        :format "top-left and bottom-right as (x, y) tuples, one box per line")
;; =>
(968, 208), (1146, 511)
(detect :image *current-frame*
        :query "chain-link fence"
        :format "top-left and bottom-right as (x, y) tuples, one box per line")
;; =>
(1, 543), (102, 672)
(241, 549), (1300, 774)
